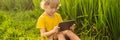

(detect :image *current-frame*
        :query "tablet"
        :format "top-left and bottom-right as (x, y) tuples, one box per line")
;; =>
(58, 20), (75, 31)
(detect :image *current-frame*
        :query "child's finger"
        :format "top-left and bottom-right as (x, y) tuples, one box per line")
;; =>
(70, 24), (76, 30)
(72, 24), (76, 27)
(71, 24), (75, 28)
(57, 27), (60, 29)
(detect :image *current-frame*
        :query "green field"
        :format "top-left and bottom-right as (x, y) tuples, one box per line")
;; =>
(0, 0), (120, 40)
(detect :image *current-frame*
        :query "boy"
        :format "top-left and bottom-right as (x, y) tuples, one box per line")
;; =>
(36, 0), (81, 40)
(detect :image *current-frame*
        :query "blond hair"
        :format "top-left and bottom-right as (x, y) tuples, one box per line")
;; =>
(40, 0), (60, 9)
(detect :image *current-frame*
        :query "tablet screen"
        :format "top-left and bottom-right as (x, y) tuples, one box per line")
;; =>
(58, 20), (75, 31)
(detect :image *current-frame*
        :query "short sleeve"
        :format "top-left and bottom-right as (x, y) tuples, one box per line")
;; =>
(36, 16), (45, 29)
(57, 13), (63, 22)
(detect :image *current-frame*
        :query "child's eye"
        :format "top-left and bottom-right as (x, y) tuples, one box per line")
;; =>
(51, 7), (54, 9)
(51, 7), (55, 8)
(51, 6), (57, 9)
(51, 7), (55, 9)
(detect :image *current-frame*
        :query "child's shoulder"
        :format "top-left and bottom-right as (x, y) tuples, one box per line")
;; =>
(38, 13), (46, 19)
(55, 12), (61, 16)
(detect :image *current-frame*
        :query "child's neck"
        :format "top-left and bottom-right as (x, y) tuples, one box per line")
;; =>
(44, 12), (55, 18)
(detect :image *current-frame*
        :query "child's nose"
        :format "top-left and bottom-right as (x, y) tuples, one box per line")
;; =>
(52, 9), (56, 12)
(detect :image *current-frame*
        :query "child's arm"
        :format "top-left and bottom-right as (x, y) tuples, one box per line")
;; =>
(40, 26), (59, 37)
(40, 28), (55, 37)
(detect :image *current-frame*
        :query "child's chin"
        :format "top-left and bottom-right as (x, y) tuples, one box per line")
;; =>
(51, 12), (55, 14)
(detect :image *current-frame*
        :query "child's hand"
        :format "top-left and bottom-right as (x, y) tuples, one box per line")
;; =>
(53, 26), (60, 33)
(70, 24), (76, 30)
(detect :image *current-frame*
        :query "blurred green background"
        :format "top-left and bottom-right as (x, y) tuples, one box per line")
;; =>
(0, 0), (120, 40)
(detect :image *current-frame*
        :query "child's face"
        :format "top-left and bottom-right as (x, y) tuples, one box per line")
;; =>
(45, 5), (58, 16)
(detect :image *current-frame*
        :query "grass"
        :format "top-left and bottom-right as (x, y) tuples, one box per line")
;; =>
(0, 10), (40, 40)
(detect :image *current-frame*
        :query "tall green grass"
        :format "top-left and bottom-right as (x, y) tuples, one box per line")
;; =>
(106, 0), (120, 40)
(59, 0), (120, 40)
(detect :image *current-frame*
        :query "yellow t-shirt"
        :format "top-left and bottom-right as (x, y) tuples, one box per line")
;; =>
(36, 12), (63, 31)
